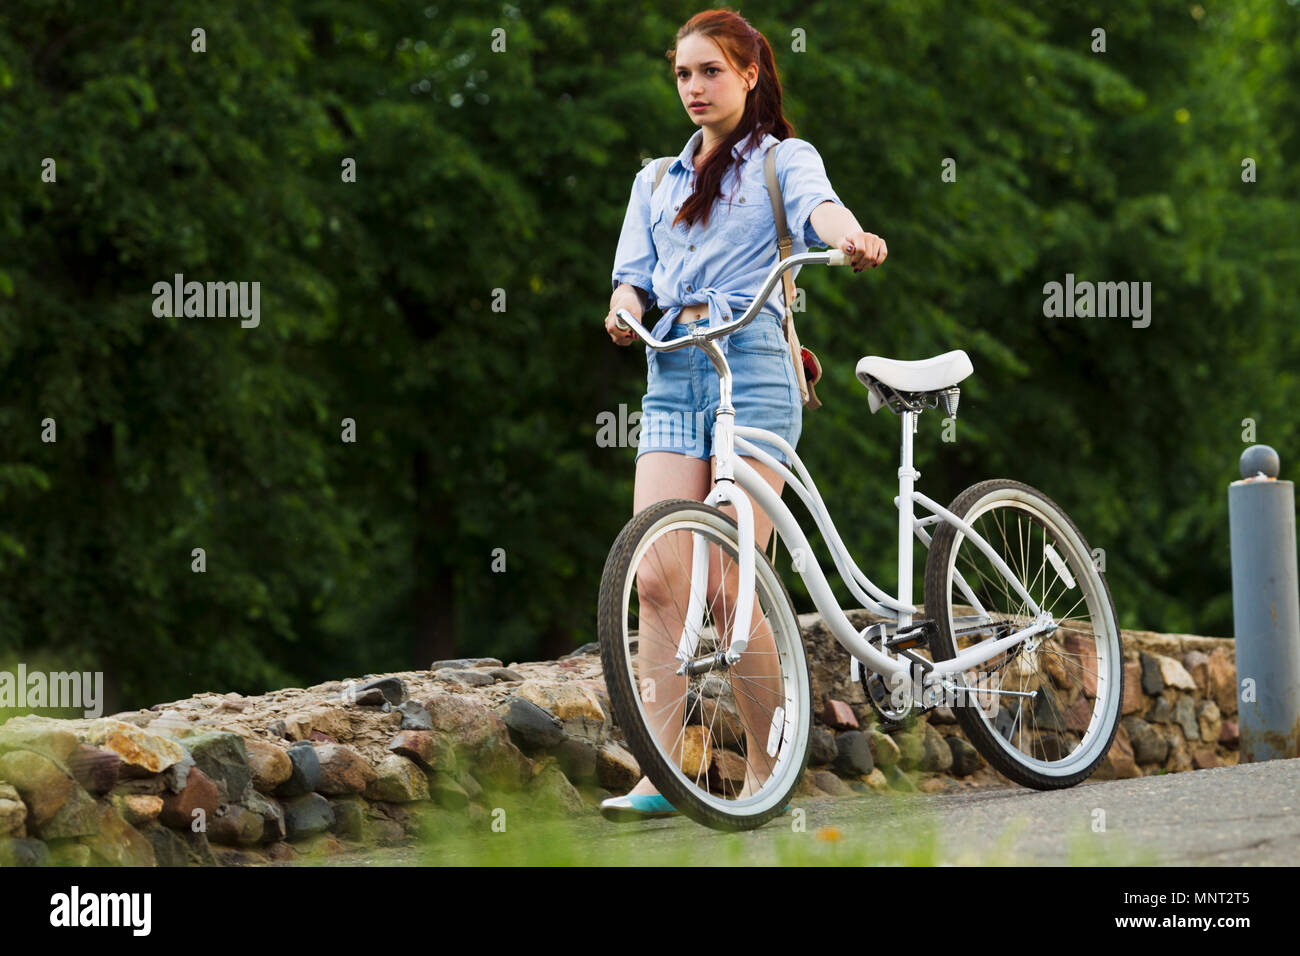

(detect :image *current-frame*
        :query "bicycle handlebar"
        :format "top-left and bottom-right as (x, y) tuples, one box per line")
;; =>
(615, 248), (851, 351)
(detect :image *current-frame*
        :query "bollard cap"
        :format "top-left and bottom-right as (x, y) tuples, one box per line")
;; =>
(1240, 444), (1280, 480)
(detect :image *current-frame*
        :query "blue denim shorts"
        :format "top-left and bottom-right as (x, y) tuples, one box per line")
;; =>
(636, 310), (802, 466)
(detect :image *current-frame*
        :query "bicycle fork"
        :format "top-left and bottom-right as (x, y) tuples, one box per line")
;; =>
(673, 478), (757, 672)
(674, 404), (757, 673)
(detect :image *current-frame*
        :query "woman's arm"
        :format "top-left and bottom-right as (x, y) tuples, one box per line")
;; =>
(610, 282), (650, 319)
(811, 201), (888, 271)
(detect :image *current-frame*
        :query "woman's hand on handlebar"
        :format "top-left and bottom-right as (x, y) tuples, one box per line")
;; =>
(605, 307), (641, 346)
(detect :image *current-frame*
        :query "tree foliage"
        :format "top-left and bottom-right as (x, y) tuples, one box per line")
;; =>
(0, 0), (1295, 709)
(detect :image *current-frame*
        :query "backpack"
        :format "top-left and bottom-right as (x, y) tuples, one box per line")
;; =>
(651, 139), (823, 409)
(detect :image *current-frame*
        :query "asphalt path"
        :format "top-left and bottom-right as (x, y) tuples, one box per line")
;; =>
(319, 757), (1300, 866)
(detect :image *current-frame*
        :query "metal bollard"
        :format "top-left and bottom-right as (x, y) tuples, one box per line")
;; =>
(1228, 444), (1300, 761)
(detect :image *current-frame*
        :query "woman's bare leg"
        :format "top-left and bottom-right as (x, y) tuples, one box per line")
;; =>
(625, 451), (710, 798)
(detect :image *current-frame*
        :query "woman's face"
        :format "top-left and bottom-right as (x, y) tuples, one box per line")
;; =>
(674, 34), (757, 142)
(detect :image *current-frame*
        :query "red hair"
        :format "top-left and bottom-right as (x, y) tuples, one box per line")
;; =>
(666, 9), (796, 231)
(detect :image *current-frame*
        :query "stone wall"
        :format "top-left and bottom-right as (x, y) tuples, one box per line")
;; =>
(0, 611), (1239, 866)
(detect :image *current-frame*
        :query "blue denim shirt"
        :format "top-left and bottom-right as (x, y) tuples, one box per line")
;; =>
(611, 128), (844, 372)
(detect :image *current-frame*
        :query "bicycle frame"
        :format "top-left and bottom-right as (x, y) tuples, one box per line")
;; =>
(615, 251), (1057, 703)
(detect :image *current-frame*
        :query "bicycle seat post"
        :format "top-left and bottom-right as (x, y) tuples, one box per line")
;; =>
(896, 409), (920, 629)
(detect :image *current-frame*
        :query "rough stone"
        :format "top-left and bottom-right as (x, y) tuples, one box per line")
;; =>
(488, 668), (524, 682)
(1173, 696), (1199, 741)
(137, 822), (189, 868)
(208, 803), (265, 847)
(595, 742), (640, 792)
(808, 727), (837, 766)
(442, 669), (496, 687)
(1219, 719), (1239, 749)
(66, 744), (121, 796)
(1182, 650), (1211, 695)
(945, 736), (982, 776)
(1121, 717), (1167, 765)
(867, 730), (900, 768)
(812, 769), (852, 796)
(1138, 652), (1165, 696)
(328, 795), (367, 841)
(431, 657), (503, 671)
(920, 724), (953, 773)
(344, 675), (407, 706)
(1122, 660), (1144, 715)
(0, 716), (80, 763)
(821, 699), (858, 730)
(159, 766), (220, 829)
(184, 731), (252, 802)
(397, 701), (434, 731)
(833, 731), (874, 776)
(387, 730), (454, 773)
(0, 837), (50, 866)
(365, 755), (430, 803)
(862, 768), (891, 792)
(1093, 723), (1140, 779)
(556, 735), (599, 785)
(0, 749), (78, 830)
(429, 773), (470, 810)
(881, 764), (917, 792)
(529, 764), (585, 816)
(679, 725), (711, 778)
(1197, 700), (1222, 744)
(75, 719), (187, 774)
(424, 693), (514, 755)
(892, 731), (924, 770)
(1065, 695), (1094, 733)
(1145, 695), (1174, 724)
(281, 793), (336, 840)
(314, 744), (377, 795)
(1206, 648), (1237, 715)
(1192, 747), (1218, 769)
(277, 740), (321, 797)
(502, 696), (565, 752)
(1158, 655), (1199, 691)
(245, 739), (292, 793)
(112, 793), (163, 826)
(244, 790), (286, 843)
(514, 680), (607, 728)
(0, 782), (27, 837)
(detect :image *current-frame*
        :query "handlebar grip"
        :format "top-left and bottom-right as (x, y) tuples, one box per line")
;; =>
(826, 249), (850, 266)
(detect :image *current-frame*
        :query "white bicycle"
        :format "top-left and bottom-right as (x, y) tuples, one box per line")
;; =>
(598, 250), (1123, 831)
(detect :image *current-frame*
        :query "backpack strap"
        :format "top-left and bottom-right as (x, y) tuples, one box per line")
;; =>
(765, 138), (822, 409)
(652, 156), (672, 193)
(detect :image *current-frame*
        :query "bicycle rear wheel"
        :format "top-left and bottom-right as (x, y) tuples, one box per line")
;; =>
(923, 479), (1123, 789)
(597, 498), (810, 831)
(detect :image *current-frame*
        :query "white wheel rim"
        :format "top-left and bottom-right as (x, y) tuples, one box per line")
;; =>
(619, 511), (809, 815)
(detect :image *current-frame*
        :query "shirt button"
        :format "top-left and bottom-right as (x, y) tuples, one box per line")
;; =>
(688, 244), (695, 251)
(739, 197), (746, 203)
(686, 284), (693, 291)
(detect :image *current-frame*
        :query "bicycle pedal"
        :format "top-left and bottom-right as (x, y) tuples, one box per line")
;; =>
(886, 620), (934, 651)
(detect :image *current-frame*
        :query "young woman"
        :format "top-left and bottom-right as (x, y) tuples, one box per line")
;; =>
(601, 9), (886, 821)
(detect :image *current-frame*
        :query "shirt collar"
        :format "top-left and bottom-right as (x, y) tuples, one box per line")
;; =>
(672, 128), (779, 177)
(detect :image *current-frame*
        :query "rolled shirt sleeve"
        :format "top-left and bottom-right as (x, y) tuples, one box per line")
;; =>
(610, 162), (659, 309)
(778, 139), (843, 248)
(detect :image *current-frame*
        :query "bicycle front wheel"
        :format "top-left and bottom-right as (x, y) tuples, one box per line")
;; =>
(923, 480), (1123, 789)
(597, 498), (810, 831)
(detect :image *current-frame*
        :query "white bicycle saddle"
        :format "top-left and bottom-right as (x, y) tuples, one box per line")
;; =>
(856, 350), (973, 413)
